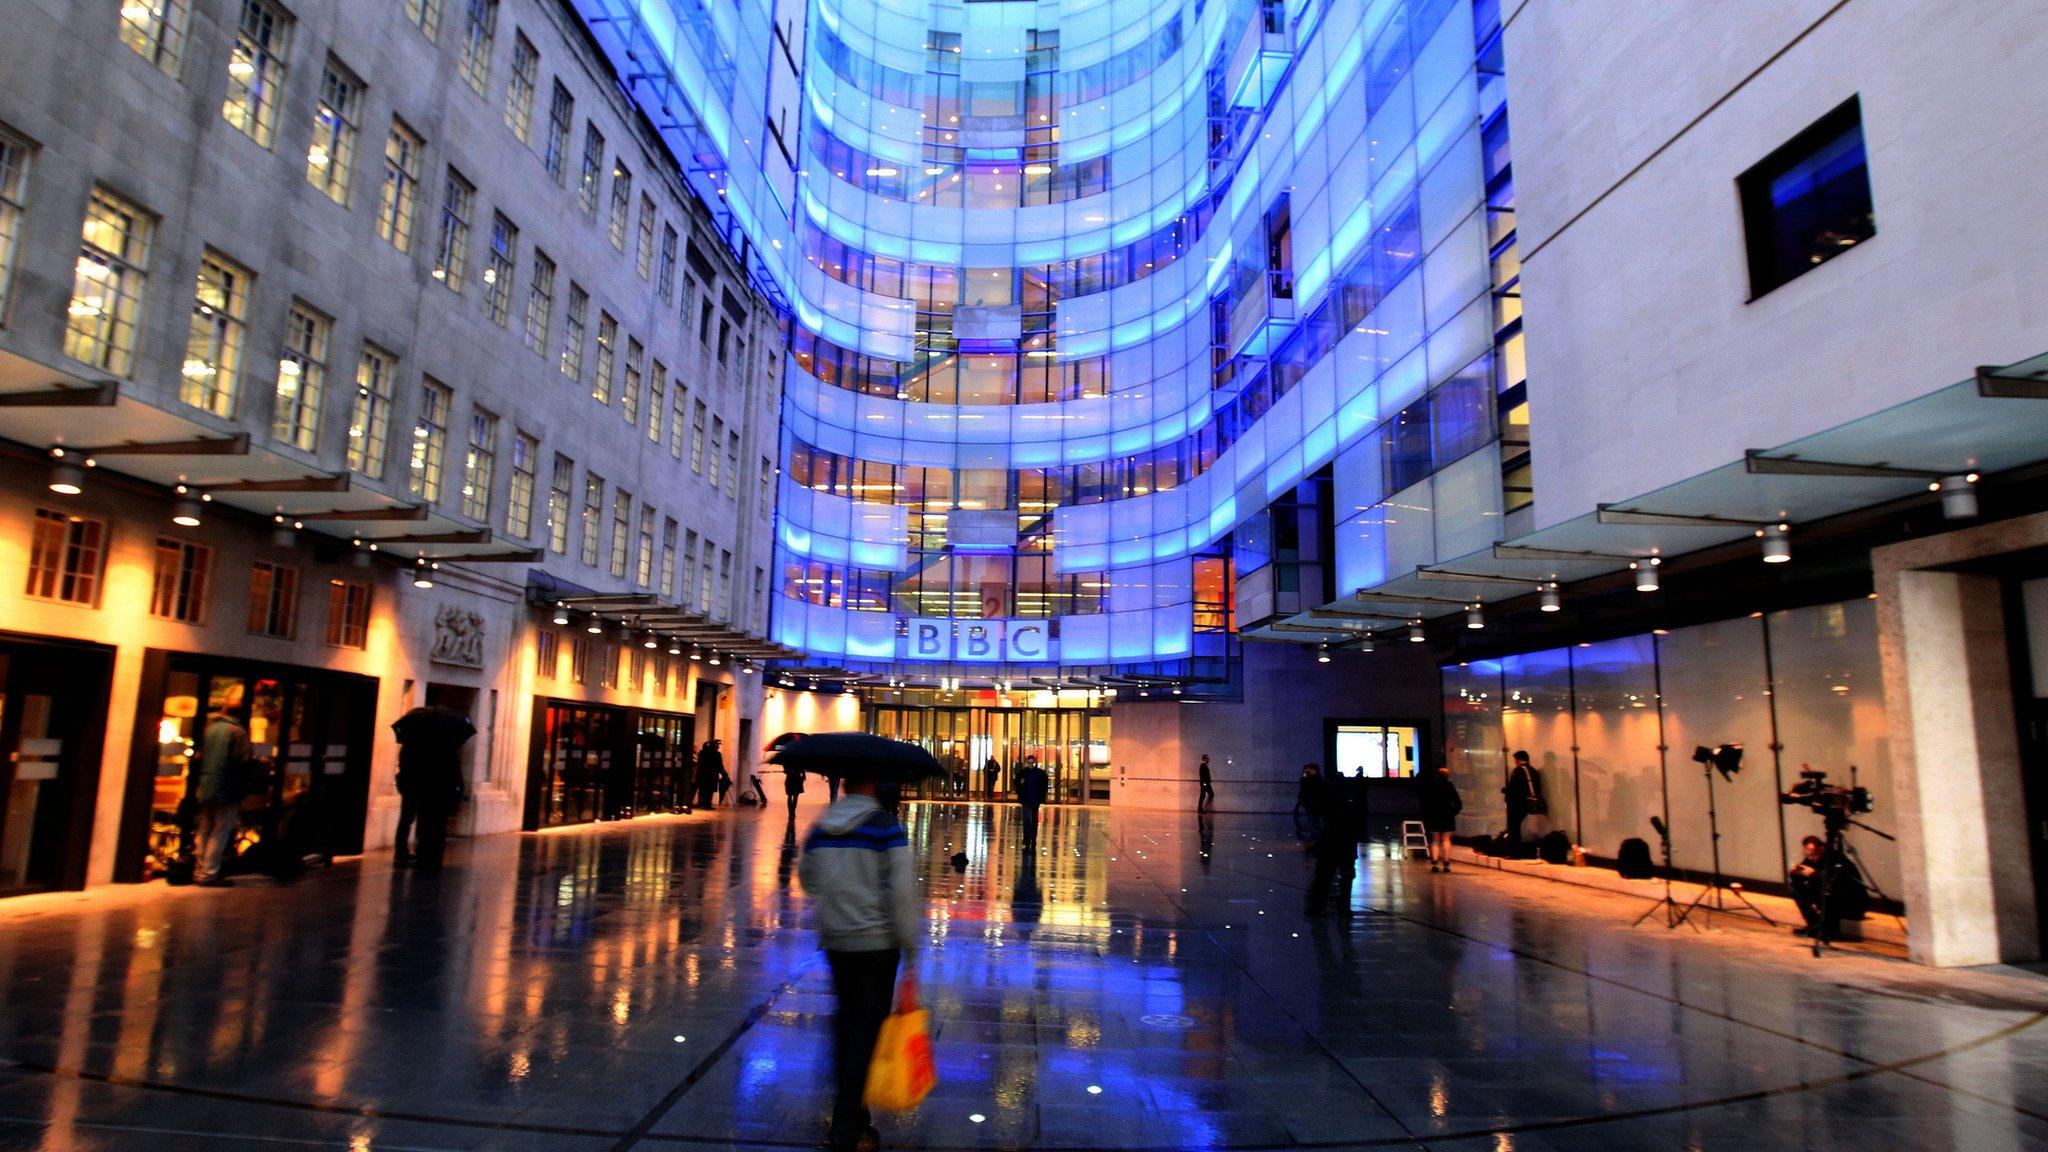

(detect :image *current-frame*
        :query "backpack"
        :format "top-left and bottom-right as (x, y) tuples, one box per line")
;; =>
(1539, 830), (1571, 864)
(1616, 837), (1654, 879)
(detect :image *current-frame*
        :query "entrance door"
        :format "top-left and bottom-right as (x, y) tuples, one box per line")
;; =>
(0, 639), (113, 895)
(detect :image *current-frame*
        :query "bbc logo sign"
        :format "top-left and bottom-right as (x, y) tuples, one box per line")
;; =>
(909, 618), (1049, 663)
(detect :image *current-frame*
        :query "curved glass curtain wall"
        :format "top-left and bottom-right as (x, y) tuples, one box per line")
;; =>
(569, 0), (1519, 671)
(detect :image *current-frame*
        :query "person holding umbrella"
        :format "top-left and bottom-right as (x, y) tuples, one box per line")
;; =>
(695, 739), (724, 809)
(390, 702), (475, 870)
(782, 733), (937, 1152)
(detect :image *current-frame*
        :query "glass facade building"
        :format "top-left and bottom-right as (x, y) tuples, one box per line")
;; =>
(573, 0), (1524, 680)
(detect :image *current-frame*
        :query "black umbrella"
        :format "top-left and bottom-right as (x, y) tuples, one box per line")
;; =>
(764, 731), (807, 753)
(768, 732), (943, 782)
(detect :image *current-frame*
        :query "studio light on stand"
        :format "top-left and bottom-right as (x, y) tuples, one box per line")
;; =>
(1662, 743), (1775, 930)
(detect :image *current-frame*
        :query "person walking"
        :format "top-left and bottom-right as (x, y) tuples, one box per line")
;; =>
(784, 763), (807, 825)
(1503, 750), (1540, 854)
(1016, 757), (1049, 851)
(981, 755), (1000, 800)
(190, 705), (252, 887)
(716, 761), (733, 807)
(696, 739), (723, 810)
(391, 703), (475, 871)
(1292, 764), (1325, 840)
(1305, 768), (1359, 916)
(1420, 765), (1463, 872)
(1196, 753), (1215, 812)
(798, 775), (922, 1152)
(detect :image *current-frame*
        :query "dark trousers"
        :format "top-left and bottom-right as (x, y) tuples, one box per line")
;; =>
(826, 948), (900, 1145)
(1505, 804), (1529, 851)
(1306, 841), (1356, 913)
(394, 793), (417, 859)
(1198, 781), (1214, 811)
(413, 798), (454, 869)
(1020, 802), (1041, 848)
(787, 794), (801, 823)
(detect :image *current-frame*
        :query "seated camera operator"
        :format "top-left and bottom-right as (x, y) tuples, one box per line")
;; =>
(1788, 835), (1868, 939)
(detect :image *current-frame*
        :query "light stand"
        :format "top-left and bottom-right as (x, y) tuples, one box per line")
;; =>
(1668, 744), (1775, 931)
(1631, 815), (1702, 931)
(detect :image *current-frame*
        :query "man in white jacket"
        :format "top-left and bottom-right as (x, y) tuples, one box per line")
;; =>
(797, 776), (923, 1152)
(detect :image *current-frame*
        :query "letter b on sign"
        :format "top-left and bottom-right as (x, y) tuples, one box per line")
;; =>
(914, 623), (944, 658)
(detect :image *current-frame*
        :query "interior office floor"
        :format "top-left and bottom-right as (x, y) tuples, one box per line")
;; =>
(0, 800), (2043, 1151)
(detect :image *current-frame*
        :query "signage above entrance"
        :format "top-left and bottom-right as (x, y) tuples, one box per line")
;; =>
(907, 617), (1051, 663)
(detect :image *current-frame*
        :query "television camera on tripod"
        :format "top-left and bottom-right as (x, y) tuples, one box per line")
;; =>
(1780, 766), (1893, 956)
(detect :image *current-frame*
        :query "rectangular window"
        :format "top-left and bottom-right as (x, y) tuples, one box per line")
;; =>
(247, 560), (298, 638)
(150, 536), (210, 622)
(570, 636), (590, 684)
(707, 416), (724, 489)
(26, 509), (106, 606)
(483, 212), (517, 325)
(433, 168), (474, 289)
(696, 538), (714, 612)
(635, 505), (656, 587)
(656, 224), (678, 302)
(120, 0), (191, 77)
(66, 187), (152, 375)
(609, 489), (632, 577)
(223, 0), (291, 148)
(697, 297), (714, 344)
(760, 455), (772, 512)
(716, 318), (731, 363)
(635, 195), (657, 277)
(598, 644), (617, 688)
(506, 431), (538, 537)
(378, 119), (424, 252)
(560, 282), (588, 381)
(347, 345), (396, 477)
(647, 360), (667, 443)
(717, 549), (732, 617)
(307, 60), (362, 204)
(592, 311), (617, 404)
(682, 531), (699, 606)
(324, 579), (370, 648)
(690, 400), (707, 473)
(606, 162), (632, 250)
(547, 453), (573, 554)
(659, 517), (678, 596)
(182, 251), (251, 417)
(1739, 97), (1875, 298)
(409, 379), (451, 501)
(620, 337), (643, 425)
(725, 430), (740, 498)
(461, 406), (497, 521)
(504, 33), (538, 141)
(542, 82), (573, 183)
(0, 129), (26, 321)
(274, 302), (329, 451)
(458, 0), (498, 96)
(523, 249), (554, 354)
(579, 473), (604, 566)
(404, 0), (441, 39)
(668, 383), (686, 459)
(577, 124), (605, 217)
(535, 629), (559, 679)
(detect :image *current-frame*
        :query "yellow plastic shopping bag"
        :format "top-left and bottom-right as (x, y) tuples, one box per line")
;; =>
(863, 973), (935, 1111)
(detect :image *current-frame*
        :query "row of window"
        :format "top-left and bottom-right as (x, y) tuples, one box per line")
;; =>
(533, 630), (693, 696)
(25, 507), (370, 646)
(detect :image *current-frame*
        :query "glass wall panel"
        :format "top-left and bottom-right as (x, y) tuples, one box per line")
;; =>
(1656, 617), (1782, 882)
(1767, 598), (1901, 897)
(1500, 648), (1575, 839)
(1441, 659), (1502, 836)
(1571, 637), (1662, 865)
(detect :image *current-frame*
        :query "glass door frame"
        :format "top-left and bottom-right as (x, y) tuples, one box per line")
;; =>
(0, 633), (114, 896)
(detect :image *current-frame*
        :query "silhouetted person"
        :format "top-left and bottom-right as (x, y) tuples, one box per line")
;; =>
(695, 739), (723, 809)
(798, 776), (921, 1152)
(1196, 753), (1214, 812)
(785, 764), (807, 825)
(191, 706), (251, 887)
(1293, 763), (1324, 839)
(1789, 834), (1866, 939)
(391, 704), (474, 870)
(1421, 765), (1463, 872)
(1305, 769), (1359, 916)
(749, 773), (768, 808)
(828, 773), (841, 802)
(716, 762), (732, 806)
(982, 755), (1001, 799)
(1503, 750), (1539, 853)
(1016, 758), (1049, 850)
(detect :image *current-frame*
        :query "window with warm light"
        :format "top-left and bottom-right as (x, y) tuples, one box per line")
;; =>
(523, 250), (555, 355)
(0, 129), (31, 323)
(504, 33), (538, 142)
(273, 302), (329, 451)
(579, 473), (605, 566)
(403, 0), (441, 40)
(577, 123), (604, 217)
(150, 537), (210, 622)
(324, 579), (370, 649)
(119, 0), (191, 78)
(593, 311), (617, 404)
(483, 212), (517, 325)
(457, 0), (498, 96)
(377, 119), (424, 253)
(560, 281), (588, 381)
(506, 431), (538, 538)
(609, 489), (633, 578)
(461, 406), (498, 521)
(26, 509), (106, 606)
(246, 560), (298, 638)
(307, 60), (362, 204)
(346, 344), (396, 477)
(546, 453), (574, 554)
(182, 251), (251, 417)
(621, 336), (643, 425)
(607, 162), (632, 250)
(222, 0), (291, 148)
(433, 168), (474, 289)
(65, 187), (152, 375)
(409, 379), (451, 502)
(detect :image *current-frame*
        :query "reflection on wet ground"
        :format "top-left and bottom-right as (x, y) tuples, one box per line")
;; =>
(1, 801), (2045, 1150)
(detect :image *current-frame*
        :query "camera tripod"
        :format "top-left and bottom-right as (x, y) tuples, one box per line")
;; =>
(1637, 759), (1775, 931)
(1631, 816), (1701, 931)
(1807, 811), (1895, 957)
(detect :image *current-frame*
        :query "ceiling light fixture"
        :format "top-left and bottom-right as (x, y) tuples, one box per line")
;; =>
(1937, 473), (1980, 520)
(1759, 523), (1792, 564)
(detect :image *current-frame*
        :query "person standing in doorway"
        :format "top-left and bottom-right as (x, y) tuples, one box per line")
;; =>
(981, 755), (1001, 800)
(1503, 750), (1539, 854)
(191, 705), (252, 887)
(797, 775), (922, 1152)
(1421, 765), (1463, 872)
(391, 703), (475, 871)
(716, 760), (733, 807)
(1196, 754), (1215, 812)
(1016, 756), (1049, 851)
(696, 739), (723, 810)
(784, 764), (807, 825)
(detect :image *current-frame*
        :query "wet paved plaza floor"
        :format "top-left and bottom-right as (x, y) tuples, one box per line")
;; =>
(1, 802), (2046, 1151)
